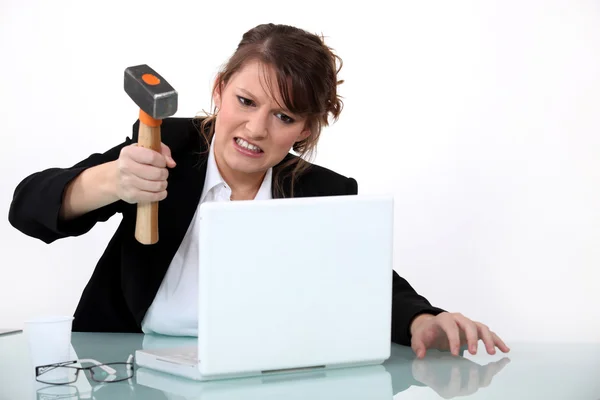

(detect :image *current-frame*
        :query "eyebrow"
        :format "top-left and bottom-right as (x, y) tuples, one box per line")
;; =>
(238, 88), (257, 99)
(237, 87), (293, 115)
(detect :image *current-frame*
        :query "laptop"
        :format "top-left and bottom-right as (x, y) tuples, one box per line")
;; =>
(136, 194), (394, 381)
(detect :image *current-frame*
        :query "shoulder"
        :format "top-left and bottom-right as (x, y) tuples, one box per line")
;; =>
(131, 116), (207, 156)
(275, 154), (358, 197)
(302, 161), (358, 195)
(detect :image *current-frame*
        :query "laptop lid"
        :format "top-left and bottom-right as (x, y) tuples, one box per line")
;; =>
(197, 195), (394, 377)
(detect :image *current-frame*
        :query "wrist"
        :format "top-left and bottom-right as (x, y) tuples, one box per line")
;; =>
(103, 160), (121, 201)
(59, 161), (121, 220)
(82, 160), (121, 205)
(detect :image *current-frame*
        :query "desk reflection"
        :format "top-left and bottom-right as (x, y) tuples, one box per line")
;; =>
(386, 345), (510, 398)
(412, 352), (510, 398)
(35, 379), (136, 400)
(137, 334), (391, 400)
(136, 364), (391, 400)
(66, 334), (510, 400)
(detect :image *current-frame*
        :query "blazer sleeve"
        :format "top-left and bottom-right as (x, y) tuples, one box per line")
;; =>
(8, 136), (133, 244)
(390, 274), (445, 345)
(346, 177), (446, 346)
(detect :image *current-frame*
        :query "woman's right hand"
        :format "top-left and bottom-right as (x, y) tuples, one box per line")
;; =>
(116, 143), (177, 204)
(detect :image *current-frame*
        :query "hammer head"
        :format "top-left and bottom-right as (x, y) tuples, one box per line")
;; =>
(124, 64), (178, 119)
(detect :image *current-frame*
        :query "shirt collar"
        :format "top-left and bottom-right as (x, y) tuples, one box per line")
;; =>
(201, 137), (272, 202)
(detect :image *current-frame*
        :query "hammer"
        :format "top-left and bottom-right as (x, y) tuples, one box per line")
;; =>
(124, 64), (178, 245)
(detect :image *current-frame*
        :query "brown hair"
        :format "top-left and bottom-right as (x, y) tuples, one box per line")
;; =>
(196, 23), (344, 198)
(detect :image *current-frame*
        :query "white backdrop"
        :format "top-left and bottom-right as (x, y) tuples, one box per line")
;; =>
(1, 0), (599, 348)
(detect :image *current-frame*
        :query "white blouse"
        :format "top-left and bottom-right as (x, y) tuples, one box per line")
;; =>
(141, 139), (273, 336)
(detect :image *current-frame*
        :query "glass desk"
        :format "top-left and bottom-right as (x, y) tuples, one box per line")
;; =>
(1, 331), (598, 399)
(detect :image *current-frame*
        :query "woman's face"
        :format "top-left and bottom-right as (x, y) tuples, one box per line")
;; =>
(213, 60), (311, 181)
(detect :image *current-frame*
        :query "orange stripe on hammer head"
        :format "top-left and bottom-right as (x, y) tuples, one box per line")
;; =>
(139, 109), (162, 127)
(142, 73), (161, 86)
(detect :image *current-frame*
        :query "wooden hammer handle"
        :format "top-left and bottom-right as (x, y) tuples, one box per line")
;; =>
(135, 119), (161, 245)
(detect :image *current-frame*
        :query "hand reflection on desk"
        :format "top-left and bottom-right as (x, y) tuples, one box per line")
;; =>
(411, 351), (511, 398)
(385, 345), (510, 399)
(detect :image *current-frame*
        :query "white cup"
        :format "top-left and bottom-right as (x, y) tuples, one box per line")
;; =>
(24, 316), (74, 380)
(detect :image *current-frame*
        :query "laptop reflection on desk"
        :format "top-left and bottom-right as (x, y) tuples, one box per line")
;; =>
(136, 364), (392, 400)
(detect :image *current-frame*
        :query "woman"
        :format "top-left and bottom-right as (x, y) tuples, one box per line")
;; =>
(8, 23), (509, 359)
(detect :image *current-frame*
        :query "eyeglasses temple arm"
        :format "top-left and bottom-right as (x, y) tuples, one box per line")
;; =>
(79, 358), (117, 375)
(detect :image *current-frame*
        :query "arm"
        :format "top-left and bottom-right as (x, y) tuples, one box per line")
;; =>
(59, 160), (120, 220)
(8, 137), (132, 244)
(390, 271), (445, 345)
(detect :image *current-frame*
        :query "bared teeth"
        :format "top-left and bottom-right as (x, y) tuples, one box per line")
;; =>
(236, 138), (261, 152)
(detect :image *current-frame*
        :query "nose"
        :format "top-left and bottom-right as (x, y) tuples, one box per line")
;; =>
(245, 110), (268, 140)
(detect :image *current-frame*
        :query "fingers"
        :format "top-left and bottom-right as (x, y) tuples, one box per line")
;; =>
(123, 143), (177, 168)
(166, 156), (176, 168)
(124, 159), (169, 182)
(118, 171), (168, 203)
(476, 323), (496, 355)
(411, 336), (427, 359)
(160, 142), (172, 158)
(129, 188), (168, 203)
(455, 314), (479, 355)
(492, 332), (510, 353)
(456, 315), (510, 356)
(117, 143), (173, 204)
(411, 312), (509, 360)
(127, 145), (168, 167)
(123, 173), (168, 193)
(118, 183), (167, 203)
(161, 143), (177, 168)
(411, 315), (442, 359)
(438, 315), (461, 356)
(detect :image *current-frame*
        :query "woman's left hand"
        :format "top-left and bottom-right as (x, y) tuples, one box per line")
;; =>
(410, 312), (510, 359)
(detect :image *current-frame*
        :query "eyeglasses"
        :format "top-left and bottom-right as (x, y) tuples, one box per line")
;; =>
(35, 355), (134, 385)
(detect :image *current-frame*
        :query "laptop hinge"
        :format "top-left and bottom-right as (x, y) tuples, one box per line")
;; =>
(261, 365), (325, 374)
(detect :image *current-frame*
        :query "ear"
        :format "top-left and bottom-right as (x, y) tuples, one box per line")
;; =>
(212, 76), (224, 109)
(296, 127), (311, 142)
(213, 88), (221, 109)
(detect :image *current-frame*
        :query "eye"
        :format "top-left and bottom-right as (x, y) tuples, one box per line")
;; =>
(276, 113), (295, 124)
(237, 96), (254, 107)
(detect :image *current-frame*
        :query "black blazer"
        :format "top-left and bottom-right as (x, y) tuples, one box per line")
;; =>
(8, 117), (444, 346)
